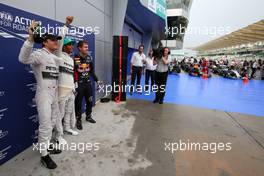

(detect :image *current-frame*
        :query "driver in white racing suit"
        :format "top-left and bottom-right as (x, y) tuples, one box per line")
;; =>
(56, 17), (79, 136)
(18, 17), (71, 169)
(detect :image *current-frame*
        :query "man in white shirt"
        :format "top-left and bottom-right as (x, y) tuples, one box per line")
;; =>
(130, 45), (146, 94)
(145, 49), (157, 91)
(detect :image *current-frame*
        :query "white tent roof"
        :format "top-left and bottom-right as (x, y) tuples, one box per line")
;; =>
(195, 20), (264, 51)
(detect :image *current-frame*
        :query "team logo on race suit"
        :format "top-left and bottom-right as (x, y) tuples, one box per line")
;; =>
(74, 57), (81, 65)
(0, 146), (11, 161)
(0, 130), (8, 139)
(79, 63), (91, 78)
(78, 63), (90, 72)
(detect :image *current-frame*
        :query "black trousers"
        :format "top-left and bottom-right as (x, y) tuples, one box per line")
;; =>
(251, 68), (256, 79)
(75, 81), (93, 119)
(145, 69), (155, 88)
(155, 71), (168, 101)
(130, 66), (143, 92)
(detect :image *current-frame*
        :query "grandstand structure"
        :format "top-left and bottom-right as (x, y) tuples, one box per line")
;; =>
(195, 20), (264, 56)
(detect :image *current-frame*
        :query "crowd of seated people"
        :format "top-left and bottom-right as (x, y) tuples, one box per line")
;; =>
(174, 56), (264, 80)
(180, 57), (212, 78)
(209, 58), (264, 80)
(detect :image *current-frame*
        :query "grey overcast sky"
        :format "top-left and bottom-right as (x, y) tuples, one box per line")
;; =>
(183, 0), (264, 49)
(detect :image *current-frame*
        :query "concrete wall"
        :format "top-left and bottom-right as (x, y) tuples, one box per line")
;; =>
(112, 0), (128, 36)
(1, 0), (114, 99)
(122, 23), (143, 49)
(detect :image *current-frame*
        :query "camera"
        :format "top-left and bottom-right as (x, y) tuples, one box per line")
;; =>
(152, 47), (163, 59)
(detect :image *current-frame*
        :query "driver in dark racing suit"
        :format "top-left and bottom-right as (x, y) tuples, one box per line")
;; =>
(74, 40), (100, 130)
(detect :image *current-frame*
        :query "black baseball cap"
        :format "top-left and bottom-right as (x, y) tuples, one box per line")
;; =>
(42, 33), (62, 41)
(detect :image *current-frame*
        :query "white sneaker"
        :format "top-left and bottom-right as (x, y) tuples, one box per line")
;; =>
(64, 129), (79, 136)
(57, 136), (67, 145)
